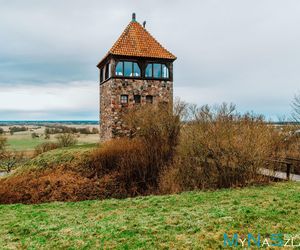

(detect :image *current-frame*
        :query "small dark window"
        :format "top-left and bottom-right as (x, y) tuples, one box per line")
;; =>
(100, 68), (103, 82)
(146, 95), (153, 104)
(134, 95), (141, 104)
(120, 95), (128, 104)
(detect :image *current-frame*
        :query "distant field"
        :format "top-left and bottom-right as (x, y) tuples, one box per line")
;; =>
(0, 125), (100, 151)
(0, 182), (299, 249)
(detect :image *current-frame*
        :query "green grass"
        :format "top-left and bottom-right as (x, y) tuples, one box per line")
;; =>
(22, 143), (98, 171)
(4, 129), (100, 151)
(0, 182), (299, 249)
(7, 136), (48, 151)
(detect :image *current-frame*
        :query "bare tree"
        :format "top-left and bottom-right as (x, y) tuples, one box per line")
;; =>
(56, 133), (77, 147)
(291, 92), (300, 122)
(0, 151), (23, 173)
(0, 136), (7, 159)
(0, 137), (23, 173)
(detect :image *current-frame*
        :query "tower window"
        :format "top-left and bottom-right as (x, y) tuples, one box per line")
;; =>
(124, 61), (132, 77)
(100, 68), (103, 82)
(133, 63), (141, 76)
(134, 95), (141, 104)
(145, 63), (169, 79)
(162, 64), (169, 78)
(115, 61), (141, 77)
(145, 64), (153, 77)
(146, 95), (153, 104)
(153, 64), (162, 78)
(116, 62), (123, 76)
(105, 63), (110, 80)
(120, 95), (128, 104)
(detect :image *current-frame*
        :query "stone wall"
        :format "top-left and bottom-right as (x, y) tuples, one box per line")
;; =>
(100, 78), (173, 141)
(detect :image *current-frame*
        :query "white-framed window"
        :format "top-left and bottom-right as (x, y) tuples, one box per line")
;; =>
(145, 63), (169, 78)
(120, 95), (128, 104)
(115, 61), (141, 77)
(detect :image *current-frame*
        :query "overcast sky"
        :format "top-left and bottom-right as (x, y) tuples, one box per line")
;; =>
(0, 0), (299, 120)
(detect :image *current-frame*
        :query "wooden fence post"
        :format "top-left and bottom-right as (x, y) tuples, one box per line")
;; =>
(286, 163), (292, 180)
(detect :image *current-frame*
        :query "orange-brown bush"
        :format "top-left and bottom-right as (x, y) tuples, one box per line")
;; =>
(88, 138), (153, 197)
(159, 103), (284, 193)
(0, 166), (116, 204)
(87, 104), (183, 197)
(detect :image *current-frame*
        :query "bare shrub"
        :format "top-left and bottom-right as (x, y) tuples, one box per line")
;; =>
(0, 151), (24, 173)
(31, 132), (39, 139)
(56, 133), (77, 147)
(124, 101), (184, 168)
(0, 136), (6, 154)
(159, 103), (283, 193)
(292, 92), (300, 122)
(34, 142), (59, 156)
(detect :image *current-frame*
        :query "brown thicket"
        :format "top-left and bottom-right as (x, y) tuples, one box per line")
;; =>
(159, 103), (284, 193)
(0, 102), (297, 204)
(87, 103), (184, 197)
(0, 103), (183, 203)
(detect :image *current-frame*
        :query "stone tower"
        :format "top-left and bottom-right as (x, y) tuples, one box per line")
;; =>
(97, 13), (176, 141)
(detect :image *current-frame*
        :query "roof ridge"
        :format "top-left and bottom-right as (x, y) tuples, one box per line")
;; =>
(136, 21), (175, 59)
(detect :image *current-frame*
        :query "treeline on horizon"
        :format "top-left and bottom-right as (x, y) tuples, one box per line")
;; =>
(0, 120), (99, 126)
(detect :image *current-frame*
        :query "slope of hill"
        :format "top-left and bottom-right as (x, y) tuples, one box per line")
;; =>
(0, 182), (299, 249)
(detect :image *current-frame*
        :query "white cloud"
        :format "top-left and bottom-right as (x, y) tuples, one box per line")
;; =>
(0, 81), (98, 119)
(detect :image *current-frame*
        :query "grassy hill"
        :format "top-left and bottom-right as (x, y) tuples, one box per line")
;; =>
(1, 182), (299, 249)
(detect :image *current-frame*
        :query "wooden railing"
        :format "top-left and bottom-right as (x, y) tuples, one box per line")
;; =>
(265, 157), (300, 181)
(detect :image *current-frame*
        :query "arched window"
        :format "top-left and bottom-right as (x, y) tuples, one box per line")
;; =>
(115, 61), (141, 77)
(145, 63), (169, 79)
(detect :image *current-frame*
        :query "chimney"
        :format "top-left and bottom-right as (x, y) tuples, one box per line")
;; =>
(132, 13), (136, 22)
(143, 21), (146, 28)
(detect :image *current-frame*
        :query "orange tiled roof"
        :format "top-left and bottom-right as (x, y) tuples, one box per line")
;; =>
(103, 20), (176, 62)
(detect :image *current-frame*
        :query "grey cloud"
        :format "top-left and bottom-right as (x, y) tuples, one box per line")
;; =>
(0, 0), (299, 120)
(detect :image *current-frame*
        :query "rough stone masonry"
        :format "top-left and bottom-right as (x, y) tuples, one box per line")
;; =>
(97, 14), (176, 141)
